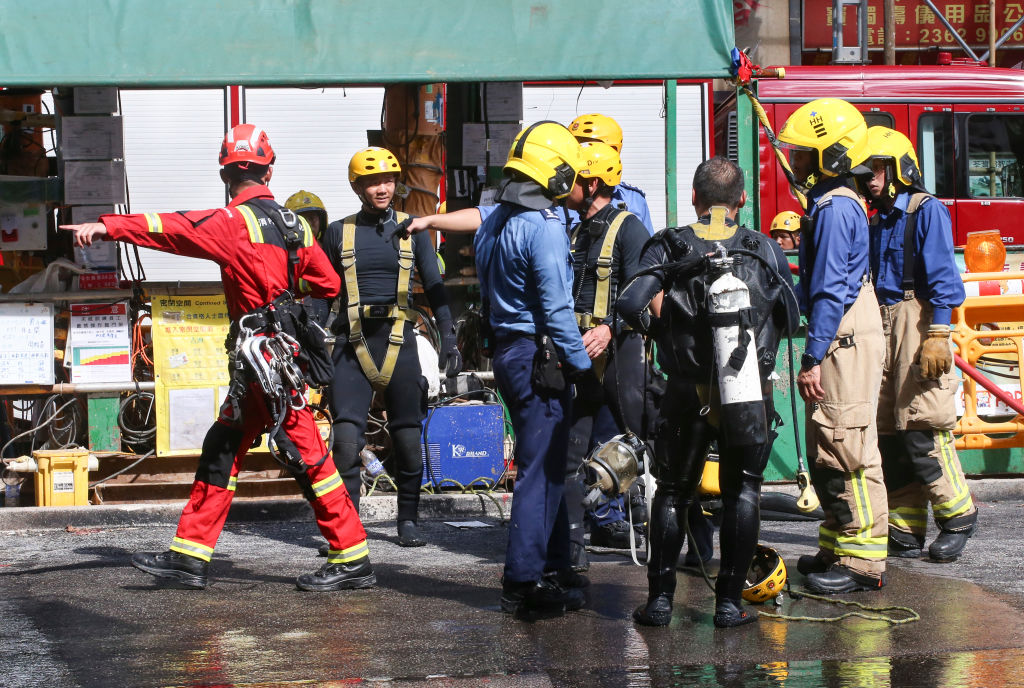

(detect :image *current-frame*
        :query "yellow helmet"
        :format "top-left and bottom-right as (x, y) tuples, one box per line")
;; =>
(863, 126), (923, 188)
(285, 190), (326, 215)
(742, 545), (788, 603)
(578, 141), (622, 188)
(349, 147), (401, 183)
(778, 98), (868, 178)
(569, 113), (624, 152)
(504, 121), (583, 200)
(769, 210), (801, 234)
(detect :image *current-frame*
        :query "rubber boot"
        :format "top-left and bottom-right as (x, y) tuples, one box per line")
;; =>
(712, 452), (763, 629)
(929, 509), (978, 563)
(569, 522), (589, 572)
(392, 427), (427, 546)
(633, 492), (686, 627)
(888, 527), (925, 558)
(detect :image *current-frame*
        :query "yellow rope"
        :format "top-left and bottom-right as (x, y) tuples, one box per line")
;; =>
(740, 85), (808, 211)
(760, 585), (920, 625)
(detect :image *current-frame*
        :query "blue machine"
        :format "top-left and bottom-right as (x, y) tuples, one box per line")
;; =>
(421, 403), (505, 488)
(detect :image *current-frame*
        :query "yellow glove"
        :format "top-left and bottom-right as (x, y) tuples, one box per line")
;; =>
(918, 324), (952, 379)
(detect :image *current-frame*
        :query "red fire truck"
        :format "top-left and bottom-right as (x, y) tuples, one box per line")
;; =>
(721, 64), (1024, 246)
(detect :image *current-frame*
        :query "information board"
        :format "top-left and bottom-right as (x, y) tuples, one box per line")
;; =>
(67, 303), (131, 383)
(0, 303), (54, 385)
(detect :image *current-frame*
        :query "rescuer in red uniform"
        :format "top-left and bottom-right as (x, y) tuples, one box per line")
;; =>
(60, 124), (374, 592)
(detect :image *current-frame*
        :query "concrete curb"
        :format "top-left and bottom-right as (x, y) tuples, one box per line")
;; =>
(0, 478), (1019, 532)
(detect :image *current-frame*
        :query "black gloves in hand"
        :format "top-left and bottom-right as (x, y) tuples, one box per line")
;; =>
(382, 217), (414, 244)
(569, 367), (604, 405)
(438, 324), (462, 377)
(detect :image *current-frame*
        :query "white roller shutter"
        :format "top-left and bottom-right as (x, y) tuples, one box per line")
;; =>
(523, 82), (710, 231)
(120, 89), (226, 282)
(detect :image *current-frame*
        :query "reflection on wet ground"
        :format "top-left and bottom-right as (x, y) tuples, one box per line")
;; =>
(3, 516), (1024, 687)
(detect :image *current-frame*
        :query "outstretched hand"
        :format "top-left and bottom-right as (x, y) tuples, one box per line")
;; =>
(59, 223), (109, 247)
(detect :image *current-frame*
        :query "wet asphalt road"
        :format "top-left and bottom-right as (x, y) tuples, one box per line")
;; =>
(2, 484), (1024, 688)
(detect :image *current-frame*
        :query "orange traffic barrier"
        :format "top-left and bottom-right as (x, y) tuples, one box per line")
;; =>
(951, 271), (1024, 450)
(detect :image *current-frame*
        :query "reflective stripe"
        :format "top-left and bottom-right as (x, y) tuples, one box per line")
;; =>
(170, 537), (214, 562)
(326, 540), (370, 564)
(237, 205), (264, 244)
(889, 506), (927, 530)
(933, 491), (973, 520)
(297, 215), (314, 247)
(297, 277), (310, 294)
(312, 471), (343, 498)
(938, 430), (971, 504)
(818, 527), (837, 553)
(227, 476), (238, 492)
(144, 213), (164, 234)
(833, 537), (889, 558)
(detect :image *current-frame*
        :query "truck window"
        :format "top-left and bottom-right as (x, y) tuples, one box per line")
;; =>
(864, 113), (893, 128)
(965, 114), (1024, 199)
(918, 113), (955, 198)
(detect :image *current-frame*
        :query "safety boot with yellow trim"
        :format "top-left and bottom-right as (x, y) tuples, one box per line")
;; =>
(296, 556), (376, 592)
(131, 550), (209, 589)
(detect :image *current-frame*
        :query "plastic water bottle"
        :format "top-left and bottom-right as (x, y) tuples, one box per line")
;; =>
(360, 449), (386, 478)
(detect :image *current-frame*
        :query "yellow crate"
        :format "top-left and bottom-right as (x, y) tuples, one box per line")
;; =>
(33, 449), (90, 507)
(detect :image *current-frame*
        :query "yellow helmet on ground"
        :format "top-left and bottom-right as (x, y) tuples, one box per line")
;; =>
(862, 126), (924, 188)
(578, 141), (623, 188)
(569, 113), (624, 152)
(349, 147), (401, 183)
(778, 98), (868, 178)
(770, 210), (801, 234)
(504, 121), (583, 200)
(742, 545), (787, 603)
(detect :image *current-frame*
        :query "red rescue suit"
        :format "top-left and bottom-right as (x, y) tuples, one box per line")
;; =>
(100, 185), (368, 565)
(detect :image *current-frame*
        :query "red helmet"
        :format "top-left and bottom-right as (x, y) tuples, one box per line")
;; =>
(219, 124), (276, 167)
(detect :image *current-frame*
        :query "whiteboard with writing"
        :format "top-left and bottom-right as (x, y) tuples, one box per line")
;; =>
(0, 303), (54, 385)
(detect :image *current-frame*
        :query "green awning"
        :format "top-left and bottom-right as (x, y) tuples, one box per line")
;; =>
(2, 0), (735, 86)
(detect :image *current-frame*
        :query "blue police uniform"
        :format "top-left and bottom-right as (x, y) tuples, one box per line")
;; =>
(475, 202), (591, 585)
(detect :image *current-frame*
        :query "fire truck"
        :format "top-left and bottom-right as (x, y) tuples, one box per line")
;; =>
(718, 63), (1024, 246)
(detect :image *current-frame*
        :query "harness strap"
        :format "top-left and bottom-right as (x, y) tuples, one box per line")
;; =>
(900, 192), (931, 301)
(341, 211), (413, 391)
(570, 209), (633, 323)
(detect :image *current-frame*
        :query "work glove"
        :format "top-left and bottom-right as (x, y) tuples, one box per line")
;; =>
(438, 322), (462, 377)
(569, 367), (604, 408)
(917, 324), (953, 379)
(381, 216), (414, 244)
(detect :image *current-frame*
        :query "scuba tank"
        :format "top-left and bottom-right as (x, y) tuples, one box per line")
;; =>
(707, 243), (767, 447)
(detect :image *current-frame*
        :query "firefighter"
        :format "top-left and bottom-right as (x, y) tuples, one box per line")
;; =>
(567, 113), (655, 235)
(474, 121), (602, 618)
(769, 210), (801, 250)
(317, 147), (460, 548)
(60, 124), (373, 592)
(562, 141), (650, 566)
(617, 156), (799, 627)
(285, 190), (329, 240)
(778, 98), (889, 593)
(857, 126), (977, 562)
(285, 190), (331, 325)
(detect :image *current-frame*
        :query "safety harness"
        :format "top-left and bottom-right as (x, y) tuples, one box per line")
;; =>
(571, 209), (632, 330)
(870, 192), (929, 301)
(340, 210), (413, 392)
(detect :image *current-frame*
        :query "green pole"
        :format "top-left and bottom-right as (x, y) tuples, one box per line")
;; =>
(736, 83), (759, 231)
(664, 80), (678, 227)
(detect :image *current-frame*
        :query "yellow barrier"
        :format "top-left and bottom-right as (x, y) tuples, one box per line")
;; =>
(951, 271), (1024, 450)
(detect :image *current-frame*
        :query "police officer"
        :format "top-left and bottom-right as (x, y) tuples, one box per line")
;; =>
(318, 147), (460, 548)
(474, 121), (601, 618)
(562, 141), (650, 566)
(617, 156), (799, 628)
(61, 124), (373, 591)
(858, 126), (978, 562)
(778, 98), (889, 593)
(567, 113), (655, 235)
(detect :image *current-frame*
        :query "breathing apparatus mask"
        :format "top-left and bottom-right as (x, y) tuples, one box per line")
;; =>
(580, 431), (645, 510)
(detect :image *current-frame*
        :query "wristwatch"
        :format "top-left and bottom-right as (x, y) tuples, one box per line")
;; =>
(800, 353), (821, 371)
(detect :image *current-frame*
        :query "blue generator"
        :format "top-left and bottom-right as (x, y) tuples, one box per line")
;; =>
(421, 403), (505, 488)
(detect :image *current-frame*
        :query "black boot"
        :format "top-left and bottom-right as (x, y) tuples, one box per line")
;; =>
(131, 550), (209, 589)
(501, 578), (583, 619)
(397, 519), (426, 547)
(929, 510), (978, 563)
(804, 564), (885, 594)
(590, 519), (633, 548)
(713, 598), (758, 628)
(296, 556), (376, 591)
(392, 428), (426, 539)
(888, 528), (925, 558)
(797, 552), (831, 575)
(633, 492), (687, 627)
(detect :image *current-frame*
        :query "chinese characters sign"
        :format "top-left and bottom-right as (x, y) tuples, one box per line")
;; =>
(803, 0), (1024, 51)
(0, 303), (53, 385)
(67, 303), (131, 383)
